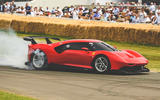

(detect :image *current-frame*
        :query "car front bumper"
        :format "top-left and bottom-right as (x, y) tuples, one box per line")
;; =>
(118, 66), (150, 74)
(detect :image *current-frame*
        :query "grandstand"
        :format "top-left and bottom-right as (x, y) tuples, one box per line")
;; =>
(0, 0), (159, 8)
(1, 0), (160, 4)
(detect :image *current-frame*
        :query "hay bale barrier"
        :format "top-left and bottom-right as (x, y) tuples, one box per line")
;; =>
(0, 14), (160, 46)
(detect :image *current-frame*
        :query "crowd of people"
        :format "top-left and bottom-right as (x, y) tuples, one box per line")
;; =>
(0, 1), (160, 25)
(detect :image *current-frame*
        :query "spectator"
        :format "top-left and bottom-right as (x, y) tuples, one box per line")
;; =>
(16, 6), (25, 14)
(82, 8), (89, 17)
(155, 11), (160, 25)
(87, 9), (94, 20)
(112, 7), (119, 20)
(39, 7), (43, 15)
(78, 8), (83, 19)
(149, 11), (156, 23)
(155, 6), (160, 17)
(139, 8), (147, 23)
(93, 10), (101, 20)
(149, 2), (156, 12)
(63, 6), (71, 18)
(135, 14), (140, 23)
(44, 7), (51, 16)
(10, 1), (16, 13)
(92, 7), (97, 13)
(56, 7), (63, 18)
(0, 2), (4, 12)
(104, 10), (111, 21)
(4, 2), (10, 13)
(31, 7), (38, 16)
(122, 7), (129, 13)
(51, 7), (56, 14)
(72, 8), (79, 20)
(69, 5), (74, 13)
(25, 3), (31, 15)
(130, 13), (137, 23)
(0, 1), (160, 25)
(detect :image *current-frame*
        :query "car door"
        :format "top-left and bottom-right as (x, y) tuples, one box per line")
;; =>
(61, 42), (93, 67)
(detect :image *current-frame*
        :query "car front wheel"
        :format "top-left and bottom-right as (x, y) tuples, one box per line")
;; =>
(92, 56), (110, 73)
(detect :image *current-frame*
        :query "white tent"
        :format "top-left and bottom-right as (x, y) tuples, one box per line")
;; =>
(15, 0), (138, 9)
(30, 0), (129, 8)
(30, 0), (91, 9)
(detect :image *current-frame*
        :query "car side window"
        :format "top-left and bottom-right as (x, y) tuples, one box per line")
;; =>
(55, 44), (70, 53)
(55, 42), (93, 53)
(69, 42), (92, 51)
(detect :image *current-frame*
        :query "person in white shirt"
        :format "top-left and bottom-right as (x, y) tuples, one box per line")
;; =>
(51, 7), (56, 14)
(4, 2), (10, 12)
(148, 11), (156, 23)
(104, 10), (110, 21)
(56, 7), (63, 18)
(135, 14), (140, 23)
(72, 8), (79, 20)
(155, 6), (160, 17)
(155, 11), (160, 25)
(112, 7), (119, 20)
(38, 7), (44, 16)
(97, 8), (102, 15)
(69, 6), (74, 13)
(30, 7), (35, 16)
(16, 6), (25, 14)
(149, 2), (156, 13)
(139, 8), (147, 23)
(31, 7), (39, 16)
(92, 7), (97, 13)
(122, 7), (129, 13)
(16, 6), (21, 12)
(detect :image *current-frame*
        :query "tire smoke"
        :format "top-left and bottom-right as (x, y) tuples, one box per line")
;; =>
(0, 30), (28, 69)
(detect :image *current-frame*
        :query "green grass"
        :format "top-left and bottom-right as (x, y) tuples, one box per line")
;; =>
(0, 90), (37, 100)
(18, 33), (160, 72)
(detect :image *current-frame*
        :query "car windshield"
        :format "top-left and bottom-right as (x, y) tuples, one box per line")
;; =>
(90, 42), (118, 51)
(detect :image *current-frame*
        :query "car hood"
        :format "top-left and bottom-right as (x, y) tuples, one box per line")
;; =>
(112, 50), (148, 64)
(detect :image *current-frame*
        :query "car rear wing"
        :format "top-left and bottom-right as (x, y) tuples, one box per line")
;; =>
(23, 36), (60, 44)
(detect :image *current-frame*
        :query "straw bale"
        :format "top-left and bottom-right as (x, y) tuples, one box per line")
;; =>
(0, 14), (160, 46)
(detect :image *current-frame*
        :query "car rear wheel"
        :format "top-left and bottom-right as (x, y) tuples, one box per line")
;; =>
(31, 49), (48, 69)
(92, 56), (110, 73)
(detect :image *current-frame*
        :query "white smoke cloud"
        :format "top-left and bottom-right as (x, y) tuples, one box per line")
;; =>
(0, 30), (29, 69)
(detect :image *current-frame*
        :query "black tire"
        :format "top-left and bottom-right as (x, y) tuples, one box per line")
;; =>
(92, 55), (111, 73)
(31, 49), (48, 70)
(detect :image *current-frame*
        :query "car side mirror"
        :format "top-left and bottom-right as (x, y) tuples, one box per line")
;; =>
(81, 47), (89, 51)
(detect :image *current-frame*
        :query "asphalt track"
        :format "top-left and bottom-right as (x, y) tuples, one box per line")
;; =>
(0, 66), (160, 100)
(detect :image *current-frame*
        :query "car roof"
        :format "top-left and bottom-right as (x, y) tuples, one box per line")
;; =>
(61, 39), (102, 44)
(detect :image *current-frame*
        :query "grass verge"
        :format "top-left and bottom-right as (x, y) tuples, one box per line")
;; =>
(18, 33), (160, 72)
(0, 90), (37, 100)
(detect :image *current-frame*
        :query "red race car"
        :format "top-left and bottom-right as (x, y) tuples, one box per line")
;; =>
(24, 36), (149, 73)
